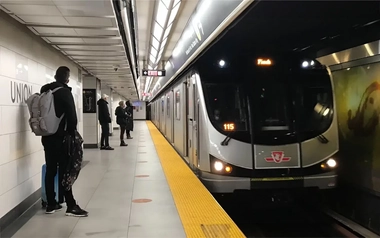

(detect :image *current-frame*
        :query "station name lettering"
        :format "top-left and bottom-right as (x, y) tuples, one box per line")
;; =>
(186, 38), (199, 56)
(11, 81), (33, 104)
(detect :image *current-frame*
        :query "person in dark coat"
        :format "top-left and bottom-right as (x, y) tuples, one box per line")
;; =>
(125, 100), (134, 139)
(40, 66), (88, 217)
(115, 101), (128, 146)
(97, 94), (114, 150)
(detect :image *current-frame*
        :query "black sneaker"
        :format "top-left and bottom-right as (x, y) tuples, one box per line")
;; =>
(100, 146), (105, 150)
(120, 142), (128, 146)
(66, 205), (88, 217)
(45, 204), (63, 214)
(105, 146), (114, 150)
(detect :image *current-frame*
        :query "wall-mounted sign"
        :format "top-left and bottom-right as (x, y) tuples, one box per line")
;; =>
(10, 81), (33, 104)
(142, 69), (166, 77)
(83, 89), (96, 113)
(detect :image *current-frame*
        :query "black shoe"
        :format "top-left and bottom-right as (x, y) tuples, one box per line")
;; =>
(46, 203), (63, 214)
(127, 136), (133, 139)
(120, 141), (128, 146)
(100, 146), (105, 150)
(66, 205), (88, 217)
(105, 146), (114, 150)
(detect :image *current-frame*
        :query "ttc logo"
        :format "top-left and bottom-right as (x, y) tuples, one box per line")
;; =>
(265, 151), (291, 163)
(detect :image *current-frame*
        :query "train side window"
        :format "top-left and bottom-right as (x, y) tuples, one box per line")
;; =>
(175, 90), (180, 120)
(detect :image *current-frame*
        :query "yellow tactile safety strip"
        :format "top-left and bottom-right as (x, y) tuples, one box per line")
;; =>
(146, 121), (246, 238)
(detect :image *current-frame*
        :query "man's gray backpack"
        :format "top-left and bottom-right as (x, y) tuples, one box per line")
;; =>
(26, 87), (65, 136)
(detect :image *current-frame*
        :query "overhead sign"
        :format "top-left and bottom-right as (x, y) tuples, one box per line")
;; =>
(142, 69), (166, 77)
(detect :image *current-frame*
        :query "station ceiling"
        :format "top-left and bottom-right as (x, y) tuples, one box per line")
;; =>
(1, 1), (379, 101)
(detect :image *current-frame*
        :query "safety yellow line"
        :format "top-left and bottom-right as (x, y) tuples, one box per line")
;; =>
(147, 121), (246, 238)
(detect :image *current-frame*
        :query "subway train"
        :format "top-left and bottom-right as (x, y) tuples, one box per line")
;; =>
(150, 52), (339, 194)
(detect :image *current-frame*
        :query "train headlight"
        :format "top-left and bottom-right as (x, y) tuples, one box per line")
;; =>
(326, 158), (337, 168)
(214, 161), (224, 171)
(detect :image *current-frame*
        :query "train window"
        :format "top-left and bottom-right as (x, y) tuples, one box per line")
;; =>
(175, 90), (180, 120)
(203, 84), (248, 132)
(294, 73), (333, 140)
(167, 96), (170, 117)
(253, 80), (291, 132)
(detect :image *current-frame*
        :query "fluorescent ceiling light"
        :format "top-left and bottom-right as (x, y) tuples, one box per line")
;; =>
(152, 36), (160, 50)
(156, 53), (162, 63)
(150, 47), (158, 58)
(156, 0), (169, 27)
(148, 65), (153, 69)
(168, 2), (181, 26)
(162, 0), (171, 8)
(158, 46), (165, 57)
(163, 23), (172, 40)
(161, 37), (168, 49)
(154, 65), (158, 70)
(149, 54), (156, 64)
(153, 22), (164, 41)
(173, 0), (181, 7)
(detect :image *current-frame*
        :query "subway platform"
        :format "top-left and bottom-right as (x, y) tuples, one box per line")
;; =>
(1, 121), (244, 238)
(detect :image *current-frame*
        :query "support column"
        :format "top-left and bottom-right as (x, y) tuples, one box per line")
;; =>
(82, 75), (101, 148)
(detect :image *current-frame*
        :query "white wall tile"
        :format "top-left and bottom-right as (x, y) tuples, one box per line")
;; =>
(0, 47), (16, 79)
(0, 11), (84, 219)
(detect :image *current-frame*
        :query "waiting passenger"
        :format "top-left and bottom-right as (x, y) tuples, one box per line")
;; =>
(115, 100), (128, 146)
(125, 100), (134, 139)
(97, 94), (114, 150)
(40, 66), (88, 217)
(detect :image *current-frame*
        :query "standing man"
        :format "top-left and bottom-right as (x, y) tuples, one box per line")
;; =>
(125, 100), (134, 139)
(115, 101), (128, 146)
(97, 94), (114, 150)
(40, 66), (88, 217)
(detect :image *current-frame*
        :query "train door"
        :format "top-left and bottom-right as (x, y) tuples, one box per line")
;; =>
(171, 90), (175, 143)
(160, 96), (165, 131)
(165, 92), (172, 141)
(186, 74), (198, 169)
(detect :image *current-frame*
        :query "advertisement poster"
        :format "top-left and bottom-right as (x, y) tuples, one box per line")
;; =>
(333, 63), (380, 193)
(83, 89), (96, 113)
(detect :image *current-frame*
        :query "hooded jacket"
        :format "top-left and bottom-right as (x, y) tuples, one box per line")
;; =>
(97, 98), (111, 124)
(40, 81), (77, 137)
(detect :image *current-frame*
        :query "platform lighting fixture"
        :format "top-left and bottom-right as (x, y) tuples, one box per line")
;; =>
(144, 0), (182, 96)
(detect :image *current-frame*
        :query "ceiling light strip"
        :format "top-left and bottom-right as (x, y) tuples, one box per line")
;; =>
(144, 0), (182, 94)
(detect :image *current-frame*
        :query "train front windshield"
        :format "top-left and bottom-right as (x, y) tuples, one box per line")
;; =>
(202, 58), (334, 145)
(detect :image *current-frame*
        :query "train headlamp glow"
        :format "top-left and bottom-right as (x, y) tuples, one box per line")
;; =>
(214, 161), (224, 171)
(218, 60), (226, 67)
(213, 161), (233, 173)
(326, 158), (337, 168)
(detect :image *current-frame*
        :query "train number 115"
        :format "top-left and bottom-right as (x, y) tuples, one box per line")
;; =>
(223, 123), (235, 131)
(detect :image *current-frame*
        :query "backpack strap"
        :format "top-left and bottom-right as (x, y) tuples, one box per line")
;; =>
(51, 87), (63, 93)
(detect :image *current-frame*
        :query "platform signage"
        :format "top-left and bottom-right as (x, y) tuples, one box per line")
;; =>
(142, 69), (166, 77)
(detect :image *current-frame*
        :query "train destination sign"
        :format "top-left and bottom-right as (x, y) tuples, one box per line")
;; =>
(142, 69), (166, 77)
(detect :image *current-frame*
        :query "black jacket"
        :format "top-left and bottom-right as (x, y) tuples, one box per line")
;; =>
(97, 99), (111, 124)
(125, 106), (134, 131)
(40, 81), (77, 137)
(115, 106), (127, 126)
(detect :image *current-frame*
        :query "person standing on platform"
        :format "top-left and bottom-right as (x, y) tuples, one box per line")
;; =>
(40, 66), (88, 217)
(125, 100), (134, 139)
(97, 94), (114, 150)
(115, 100), (128, 147)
